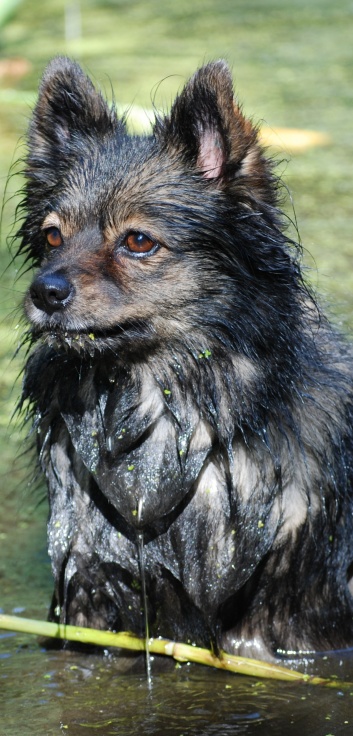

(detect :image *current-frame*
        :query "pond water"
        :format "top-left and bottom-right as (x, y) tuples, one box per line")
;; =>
(1, 492), (353, 735)
(2, 644), (353, 736)
(2, 632), (353, 736)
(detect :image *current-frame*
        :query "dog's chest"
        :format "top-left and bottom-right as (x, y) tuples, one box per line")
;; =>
(54, 362), (212, 527)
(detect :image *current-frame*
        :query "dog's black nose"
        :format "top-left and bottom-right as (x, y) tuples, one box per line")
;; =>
(30, 272), (74, 314)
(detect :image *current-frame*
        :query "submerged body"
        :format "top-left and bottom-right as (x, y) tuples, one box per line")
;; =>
(20, 57), (353, 660)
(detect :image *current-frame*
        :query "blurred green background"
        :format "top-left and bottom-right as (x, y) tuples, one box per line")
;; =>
(0, 0), (352, 611)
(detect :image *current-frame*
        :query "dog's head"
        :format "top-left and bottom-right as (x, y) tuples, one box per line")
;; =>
(19, 58), (299, 358)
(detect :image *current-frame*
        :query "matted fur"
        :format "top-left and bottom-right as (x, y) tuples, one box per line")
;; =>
(18, 57), (353, 660)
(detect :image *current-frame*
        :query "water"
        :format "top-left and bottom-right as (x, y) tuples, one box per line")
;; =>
(2, 640), (353, 736)
(136, 528), (152, 687)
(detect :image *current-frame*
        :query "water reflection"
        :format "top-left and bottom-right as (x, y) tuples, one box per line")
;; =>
(1, 637), (353, 736)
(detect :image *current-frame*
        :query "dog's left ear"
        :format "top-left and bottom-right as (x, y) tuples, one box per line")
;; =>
(157, 60), (274, 204)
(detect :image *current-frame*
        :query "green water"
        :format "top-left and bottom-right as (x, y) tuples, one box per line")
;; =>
(2, 637), (353, 734)
(2, 630), (353, 735)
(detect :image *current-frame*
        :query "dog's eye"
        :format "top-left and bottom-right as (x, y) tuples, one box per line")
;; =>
(45, 227), (63, 247)
(124, 231), (156, 255)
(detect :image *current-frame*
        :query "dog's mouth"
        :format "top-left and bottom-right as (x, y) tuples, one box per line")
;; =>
(30, 321), (154, 355)
(43, 328), (115, 353)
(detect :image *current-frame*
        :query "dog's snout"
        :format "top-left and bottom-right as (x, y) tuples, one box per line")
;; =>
(30, 272), (74, 314)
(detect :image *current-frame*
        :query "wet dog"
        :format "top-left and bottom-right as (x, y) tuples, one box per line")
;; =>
(18, 57), (353, 660)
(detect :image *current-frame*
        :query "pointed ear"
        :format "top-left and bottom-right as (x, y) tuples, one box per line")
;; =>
(28, 56), (120, 176)
(157, 60), (274, 204)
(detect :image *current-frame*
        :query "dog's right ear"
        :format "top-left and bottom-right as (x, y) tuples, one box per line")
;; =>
(28, 57), (119, 178)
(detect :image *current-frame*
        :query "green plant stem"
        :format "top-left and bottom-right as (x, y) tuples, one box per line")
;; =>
(0, 613), (347, 687)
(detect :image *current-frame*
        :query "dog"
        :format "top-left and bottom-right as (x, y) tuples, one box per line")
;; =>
(17, 56), (353, 661)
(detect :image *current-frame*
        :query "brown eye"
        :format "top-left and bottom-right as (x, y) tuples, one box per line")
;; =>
(45, 227), (63, 247)
(124, 231), (156, 254)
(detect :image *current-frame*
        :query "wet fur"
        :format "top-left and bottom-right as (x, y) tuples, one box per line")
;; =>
(18, 57), (353, 659)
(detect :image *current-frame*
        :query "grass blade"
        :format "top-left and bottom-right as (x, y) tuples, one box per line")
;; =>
(0, 613), (349, 687)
